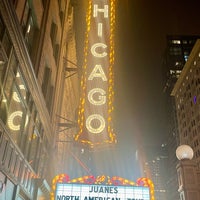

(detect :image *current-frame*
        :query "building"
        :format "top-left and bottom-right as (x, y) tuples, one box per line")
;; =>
(176, 145), (200, 199)
(0, 0), (77, 199)
(171, 39), (200, 199)
(163, 35), (199, 93)
(162, 35), (200, 200)
(139, 145), (168, 200)
(171, 39), (200, 168)
(56, 1), (80, 177)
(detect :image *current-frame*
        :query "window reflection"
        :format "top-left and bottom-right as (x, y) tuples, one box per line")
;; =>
(0, 25), (48, 178)
(15, 69), (29, 102)
(6, 85), (26, 145)
(28, 127), (40, 171)
(0, 15), (50, 191)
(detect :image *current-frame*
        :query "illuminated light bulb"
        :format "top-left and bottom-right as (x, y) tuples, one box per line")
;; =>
(176, 145), (194, 160)
(88, 88), (106, 105)
(8, 111), (23, 130)
(2, 97), (7, 103)
(13, 92), (20, 102)
(16, 72), (20, 77)
(86, 114), (105, 134)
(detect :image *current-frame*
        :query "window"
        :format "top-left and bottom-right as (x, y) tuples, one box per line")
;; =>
(23, 112), (34, 158)
(24, 15), (35, 50)
(53, 43), (60, 63)
(0, 51), (7, 85)
(59, 11), (64, 25)
(42, 0), (47, 8)
(46, 85), (54, 112)
(171, 39), (181, 44)
(37, 146), (47, 177)
(10, 0), (18, 8)
(42, 66), (54, 113)
(2, 31), (12, 58)
(21, 1), (39, 61)
(0, 16), (5, 39)
(27, 127), (40, 171)
(21, 1), (30, 33)
(50, 22), (60, 62)
(50, 22), (57, 45)
(6, 85), (27, 145)
(16, 68), (29, 101)
(170, 47), (182, 56)
(58, 0), (64, 24)
(0, 52), (18, 124)
(42, 66), (51, 97)
(0, 134), (9, 164)
(0, 18), (11, 72)
(182, 40), (187, 44)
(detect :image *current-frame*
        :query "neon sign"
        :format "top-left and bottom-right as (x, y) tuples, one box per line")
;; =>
(51, 174), (155, 200)
(75, 0), (116, 147)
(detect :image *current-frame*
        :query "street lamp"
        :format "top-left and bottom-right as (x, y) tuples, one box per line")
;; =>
(176, 145), (194, 160)
(176, 145), (200, 200)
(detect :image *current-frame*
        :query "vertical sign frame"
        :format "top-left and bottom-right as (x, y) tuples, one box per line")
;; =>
(75, 0), (116, 148)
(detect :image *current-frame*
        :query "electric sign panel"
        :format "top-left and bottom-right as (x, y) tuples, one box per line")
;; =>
(55, 183), (150, 200)
(75, 0), (116, 148)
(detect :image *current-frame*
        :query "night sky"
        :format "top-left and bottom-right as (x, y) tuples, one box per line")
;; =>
(114, 0), (200, 147)
(72, 0), (200, 180)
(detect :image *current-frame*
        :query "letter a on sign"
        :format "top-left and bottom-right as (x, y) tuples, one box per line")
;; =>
(75, 0), (117, 149)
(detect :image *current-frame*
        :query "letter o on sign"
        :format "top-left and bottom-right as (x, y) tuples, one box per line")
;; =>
(86, 114), (105, 134)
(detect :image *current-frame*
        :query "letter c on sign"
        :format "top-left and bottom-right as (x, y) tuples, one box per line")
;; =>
(91, 43), (107, 58)
(86, 114), (105, 134)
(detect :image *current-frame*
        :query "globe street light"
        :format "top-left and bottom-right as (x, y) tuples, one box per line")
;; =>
(176, 145), (200, 200)
(176, 145), (194, 160)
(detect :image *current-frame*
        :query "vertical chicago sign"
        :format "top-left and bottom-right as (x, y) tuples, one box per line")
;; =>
(75, 0), (116, 148)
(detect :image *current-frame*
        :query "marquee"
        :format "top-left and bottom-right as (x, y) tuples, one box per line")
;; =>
(51, 174), (155, 200)
(75, 0), (116, 148)
(55, 184), (150, 200)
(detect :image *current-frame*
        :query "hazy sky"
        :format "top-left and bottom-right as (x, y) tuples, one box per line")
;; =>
(114, 0), (200, 148)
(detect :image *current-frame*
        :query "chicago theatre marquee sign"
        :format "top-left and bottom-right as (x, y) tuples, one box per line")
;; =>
(75, 0), (117, 148)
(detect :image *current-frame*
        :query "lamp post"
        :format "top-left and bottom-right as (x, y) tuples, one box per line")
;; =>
(176, 145), (200, 200)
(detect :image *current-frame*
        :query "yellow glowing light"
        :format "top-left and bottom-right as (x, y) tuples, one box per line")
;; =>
(8, 111), (29, 131)
(88, 88), (106, 105)
(86, 114), (105, 134)
(13, 85), (25, 102)
(91, 43), (108, 57)
(7, 111), (22, 131)
(75, 0), (117, 147)
(88, 64), (108, 81)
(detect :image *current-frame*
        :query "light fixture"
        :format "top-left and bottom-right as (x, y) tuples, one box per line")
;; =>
(176, 145), (194, 160)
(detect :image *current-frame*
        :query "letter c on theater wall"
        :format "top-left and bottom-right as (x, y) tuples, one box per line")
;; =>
(91, 43), (107, 58)
(86, 114), (105, 134)
(88, 88), (106, 105)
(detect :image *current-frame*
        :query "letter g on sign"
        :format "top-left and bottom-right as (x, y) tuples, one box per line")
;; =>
(88, 88), (106, 105)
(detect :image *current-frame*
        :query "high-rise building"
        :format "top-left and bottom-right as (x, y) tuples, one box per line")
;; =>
(0, 0), (77, 199)
(139, 145), (168, 200)
(171, 39), (200, 168)
(163, 35), (199, 93)
(162, 35), (200, 200)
